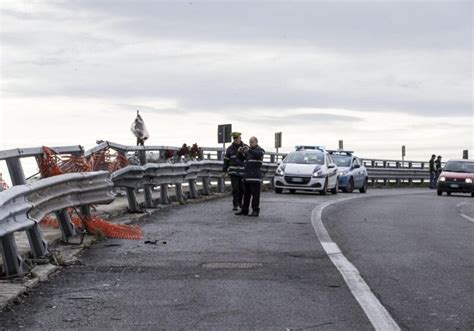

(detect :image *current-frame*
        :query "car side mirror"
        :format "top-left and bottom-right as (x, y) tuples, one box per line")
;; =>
(328, 163), (336, 169)
(353, 164), (361, 169)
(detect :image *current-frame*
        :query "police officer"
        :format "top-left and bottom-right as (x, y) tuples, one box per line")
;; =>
(223, 132), (247, 211)
(429, 154), (436, 189)
(236, 136), (265, 217)
(435, 155), (442, 181)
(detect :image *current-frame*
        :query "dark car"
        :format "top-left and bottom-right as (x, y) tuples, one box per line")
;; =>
(437, 159), (474, 197)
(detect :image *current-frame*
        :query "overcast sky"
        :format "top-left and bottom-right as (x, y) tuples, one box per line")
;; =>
(0, 0), (472, 179)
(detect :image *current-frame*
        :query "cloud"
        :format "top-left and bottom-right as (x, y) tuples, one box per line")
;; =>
(0, 0), (471, 163)
(57, 1), (473, 51)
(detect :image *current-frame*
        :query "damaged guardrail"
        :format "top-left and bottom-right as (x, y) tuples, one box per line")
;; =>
(1, 140), (437, 278)
(0, 171), (114, 277)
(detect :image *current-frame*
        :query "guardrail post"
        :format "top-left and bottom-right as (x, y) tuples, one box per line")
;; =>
(144, 186), (156, 208)
(6, 157), (49, 258)
(26, 225), (48, 258)
(0, 234), (28, 276)
(80, 205), (92, 219)
(270, 154), (275, 163)
(55, 209), (77, 240)
(202, 177), (210, 195)
(160, 184), (170, 204)
(175, 183), (185, 203)
(217, 150), (226, 193)
(188, 179), (199, 199)
(125, 188), (141, 212)
(140, 150), (156, 208)
(5, 157), (26, 186)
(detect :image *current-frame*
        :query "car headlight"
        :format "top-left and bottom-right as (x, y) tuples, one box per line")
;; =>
(439, 176), (446, 182)
(313, 170), (324, 178)
(339, 170), (349, 176)
(466, 178), (473, 184)
(275, 168), (284, 176)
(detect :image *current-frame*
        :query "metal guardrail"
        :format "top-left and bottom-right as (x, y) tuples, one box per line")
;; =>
(109, 160), (275, 212)
(0, 171), (114, 277)
(0, 140), (445, 277)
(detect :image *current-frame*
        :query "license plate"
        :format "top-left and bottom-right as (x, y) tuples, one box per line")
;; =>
(450, 184), (459, 188)
(292, 178), (303, 182)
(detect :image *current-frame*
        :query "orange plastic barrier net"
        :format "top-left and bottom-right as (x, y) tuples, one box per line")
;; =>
(36, 146), (128, 179)
(41, 213), (143, 240)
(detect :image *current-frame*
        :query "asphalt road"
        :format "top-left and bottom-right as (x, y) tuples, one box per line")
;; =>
(323, 191), (473, 330)
(0, 189), (472, 330)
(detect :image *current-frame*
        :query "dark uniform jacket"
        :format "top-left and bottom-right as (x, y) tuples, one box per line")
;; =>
(429, 159), (436, 172)
(243, 145), (265, 183)
(223, 142), (246, 176)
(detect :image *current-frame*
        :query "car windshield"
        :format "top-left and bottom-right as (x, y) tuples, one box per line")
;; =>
(284, 151), (324, 165)
(331, 155), (352, 167)
(443, 161), (474, 173)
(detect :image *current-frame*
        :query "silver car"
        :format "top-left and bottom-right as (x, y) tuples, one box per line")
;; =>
(274, 149), (339, 194)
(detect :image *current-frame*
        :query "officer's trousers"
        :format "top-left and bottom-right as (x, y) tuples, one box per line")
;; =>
(230, 176), (244, 208)
(242, 181), (261, 213)
(430, 171), (436, 189)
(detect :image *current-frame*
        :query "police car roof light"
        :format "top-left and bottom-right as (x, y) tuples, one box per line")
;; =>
(327, 150), (354, 156)
(295, 145), (326, 152)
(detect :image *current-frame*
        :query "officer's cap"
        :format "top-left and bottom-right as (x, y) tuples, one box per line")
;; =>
(231, 132), (242, 138)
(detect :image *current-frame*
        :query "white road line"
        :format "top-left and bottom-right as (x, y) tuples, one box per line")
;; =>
(311, 197), (401, 331)
(456, 201), (474, 223)
(459, 213), (474, 223)
(456, 202), (467, 208)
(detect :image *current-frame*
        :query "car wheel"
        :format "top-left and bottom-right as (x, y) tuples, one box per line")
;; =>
(359, 178), (368, 193)
(447, 192), (451, 196)
(289, 189), (296, 194)
(331, 180), (338, 194)
(346, 178), (354, 193)
(437, 190), (443, 196)
(320, 178), (328, 195)
(275, 188), (283, 194)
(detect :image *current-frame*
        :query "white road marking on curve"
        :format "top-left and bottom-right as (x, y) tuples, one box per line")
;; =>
(459, 213), (474, 223)
(311, 196), (401, 331)
(455, 201), (474, 224)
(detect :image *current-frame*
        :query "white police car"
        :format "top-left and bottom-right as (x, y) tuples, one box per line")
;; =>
(274, 146), (338, 195)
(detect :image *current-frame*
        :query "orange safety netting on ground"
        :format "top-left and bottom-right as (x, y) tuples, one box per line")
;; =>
(41, 211), (143, 240)
(36, 147), (140, 240)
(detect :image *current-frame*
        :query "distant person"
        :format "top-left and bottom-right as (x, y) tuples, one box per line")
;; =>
(236, 136), (265, 217)
(429, 154), (436, 189)
(223, 132), (247, 211)
(435, 155), (442, 180)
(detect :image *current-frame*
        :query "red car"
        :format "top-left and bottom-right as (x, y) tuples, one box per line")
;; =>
(437, 159), (474, 197)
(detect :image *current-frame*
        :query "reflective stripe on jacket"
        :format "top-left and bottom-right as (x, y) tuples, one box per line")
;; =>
(243, 146), (265, 183)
